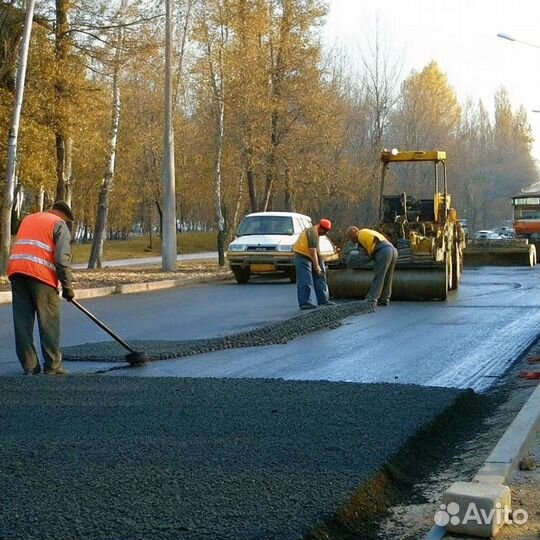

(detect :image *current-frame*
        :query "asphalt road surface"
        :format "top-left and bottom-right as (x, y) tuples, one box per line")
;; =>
(1, 266), (539, 391)
(0, 376), (467, 540)
(1, 265), (538, 539)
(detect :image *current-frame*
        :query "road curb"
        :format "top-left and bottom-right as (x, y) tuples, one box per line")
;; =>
(473, 381), (540, 485)
(0, 275), (231, 305)
(425, 380), (540, 538)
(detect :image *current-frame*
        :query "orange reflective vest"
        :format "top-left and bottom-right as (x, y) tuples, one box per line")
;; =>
(7, 212), (62, 288)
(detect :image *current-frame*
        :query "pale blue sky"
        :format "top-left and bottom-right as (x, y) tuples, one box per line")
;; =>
(323, 0), (540, 161)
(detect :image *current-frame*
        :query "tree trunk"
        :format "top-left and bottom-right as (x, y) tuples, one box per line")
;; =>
(155, 200), (163, 237)
(204, 5), (227, 266)
(161, 0), (177, 271)
(214, 95), (226, 266)
(55, 134), (66, 201)
(284, 166), (295, 212)
(262, 109), (279, 211)
(247, 167), (257, 212)
(217, 229), (225, 266)
(0, 0), (36, 275)
(262, 3), (288, 212)
(87, 42), (122, 269)
(54, 0), (70, 202)
(147, 201), (153, 249)
(64, 136), (73, 206)
(231, 170), (245, 237)
(38, 185), (45, 211)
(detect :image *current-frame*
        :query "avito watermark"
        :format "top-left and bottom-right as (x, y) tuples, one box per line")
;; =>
(434, 502), (528, 527)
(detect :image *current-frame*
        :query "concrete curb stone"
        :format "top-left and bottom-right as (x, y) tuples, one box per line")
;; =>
(426, 381), (540, 539)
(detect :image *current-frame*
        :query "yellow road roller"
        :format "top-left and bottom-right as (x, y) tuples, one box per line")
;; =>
(328, 150), (466, 301)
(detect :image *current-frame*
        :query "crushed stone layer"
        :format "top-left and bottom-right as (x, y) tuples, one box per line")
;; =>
(62, 300), (374, 362)
(0, 376), (467, 540)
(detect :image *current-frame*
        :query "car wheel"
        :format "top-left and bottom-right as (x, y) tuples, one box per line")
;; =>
(232, 267), (250, 284)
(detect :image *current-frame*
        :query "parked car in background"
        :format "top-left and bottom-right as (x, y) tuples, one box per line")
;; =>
(473, 230), (498, 240)
(226, 212), (339, 283)
(496, 227), (516, 239)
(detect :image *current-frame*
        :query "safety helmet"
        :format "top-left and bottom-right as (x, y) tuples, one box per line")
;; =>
(319, 218), (332, 231)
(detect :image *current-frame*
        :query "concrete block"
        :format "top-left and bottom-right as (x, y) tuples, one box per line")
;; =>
(118, 280), (178, 293)
(441, 481), (511, 537)
(76, 286), (117, 299)
(473, 462), (508, 486)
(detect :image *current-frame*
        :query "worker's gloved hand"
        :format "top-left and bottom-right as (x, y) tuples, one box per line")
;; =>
(62, 287), (75, 302)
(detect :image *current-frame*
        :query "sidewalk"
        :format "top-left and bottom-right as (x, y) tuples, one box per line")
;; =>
(72, 251), (217, 269)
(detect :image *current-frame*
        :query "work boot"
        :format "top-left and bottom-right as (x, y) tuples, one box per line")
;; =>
(364, 297), (377, 308)
(24, 365), (41, 375)
(44, 366), (69, 376)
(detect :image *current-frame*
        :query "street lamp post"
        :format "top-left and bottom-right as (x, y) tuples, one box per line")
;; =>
(497, 30), (540, 111)
(497, 32), (540, 49)
(497, 31), (540, 154)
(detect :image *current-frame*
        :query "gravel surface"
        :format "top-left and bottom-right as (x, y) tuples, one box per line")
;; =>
(62, 300), (375, 363)
(0, 376), (467, 540)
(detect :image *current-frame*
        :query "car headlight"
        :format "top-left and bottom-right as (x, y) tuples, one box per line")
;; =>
(276, 244), (293, 252)
(228, 244), (248, 252)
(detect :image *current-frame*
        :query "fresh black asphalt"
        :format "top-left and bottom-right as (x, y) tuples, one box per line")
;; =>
(0, 376), (466, 540)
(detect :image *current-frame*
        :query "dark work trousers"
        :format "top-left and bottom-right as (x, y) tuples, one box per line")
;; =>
(294, 253), (329, 307)
(366, 242), (399, 302)
(10, 275), (62, 373)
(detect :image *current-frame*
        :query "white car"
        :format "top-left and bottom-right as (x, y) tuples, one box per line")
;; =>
(226, 211), (338, 283)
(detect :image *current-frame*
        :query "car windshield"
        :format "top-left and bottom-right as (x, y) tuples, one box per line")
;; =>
(237, 216), (295, 236)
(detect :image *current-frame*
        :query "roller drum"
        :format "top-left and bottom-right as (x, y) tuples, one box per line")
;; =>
(328, 266), (449, 301)
(463, 245), (536, 267)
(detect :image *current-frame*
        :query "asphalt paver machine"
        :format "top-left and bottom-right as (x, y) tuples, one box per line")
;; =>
(329, 150), (465, 300)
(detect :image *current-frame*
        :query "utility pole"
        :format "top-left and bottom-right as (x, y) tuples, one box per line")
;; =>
(161, 0), (177, 271)
(0, 0), (36, 275)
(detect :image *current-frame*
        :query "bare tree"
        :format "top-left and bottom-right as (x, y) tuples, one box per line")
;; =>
(88, 0), (127, 269)
(359, 18), (401, 222)
(54, 0), (71, 202)
(200, 0), (227, 266)
(0, 0), (36, 275)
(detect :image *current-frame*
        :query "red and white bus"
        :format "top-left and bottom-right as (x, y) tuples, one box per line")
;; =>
(512, 191), (540, 238)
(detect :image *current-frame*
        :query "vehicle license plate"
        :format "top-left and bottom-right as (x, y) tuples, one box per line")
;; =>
(250, 264), (275, 272)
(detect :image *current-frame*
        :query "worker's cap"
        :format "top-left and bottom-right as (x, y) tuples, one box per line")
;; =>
(319, 218), (332, 231)
(52, 200), (74, 222)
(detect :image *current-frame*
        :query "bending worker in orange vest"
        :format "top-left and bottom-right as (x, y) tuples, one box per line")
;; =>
(7, 201), (75, 375)
(346, 226), (398, 307)
(293, 219), (335, 309)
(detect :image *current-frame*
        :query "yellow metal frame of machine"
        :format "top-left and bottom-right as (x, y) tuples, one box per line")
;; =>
(328, 149), (464, 301)
(379, 150), (449, 225)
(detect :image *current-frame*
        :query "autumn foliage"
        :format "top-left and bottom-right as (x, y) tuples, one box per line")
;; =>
(0, 0), (538, 265)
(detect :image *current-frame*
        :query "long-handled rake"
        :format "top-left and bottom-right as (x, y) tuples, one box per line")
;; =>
(71, 299), (148, 366)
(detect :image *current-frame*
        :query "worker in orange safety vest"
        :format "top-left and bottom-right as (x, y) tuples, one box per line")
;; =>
(7, 200), (75, 375)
